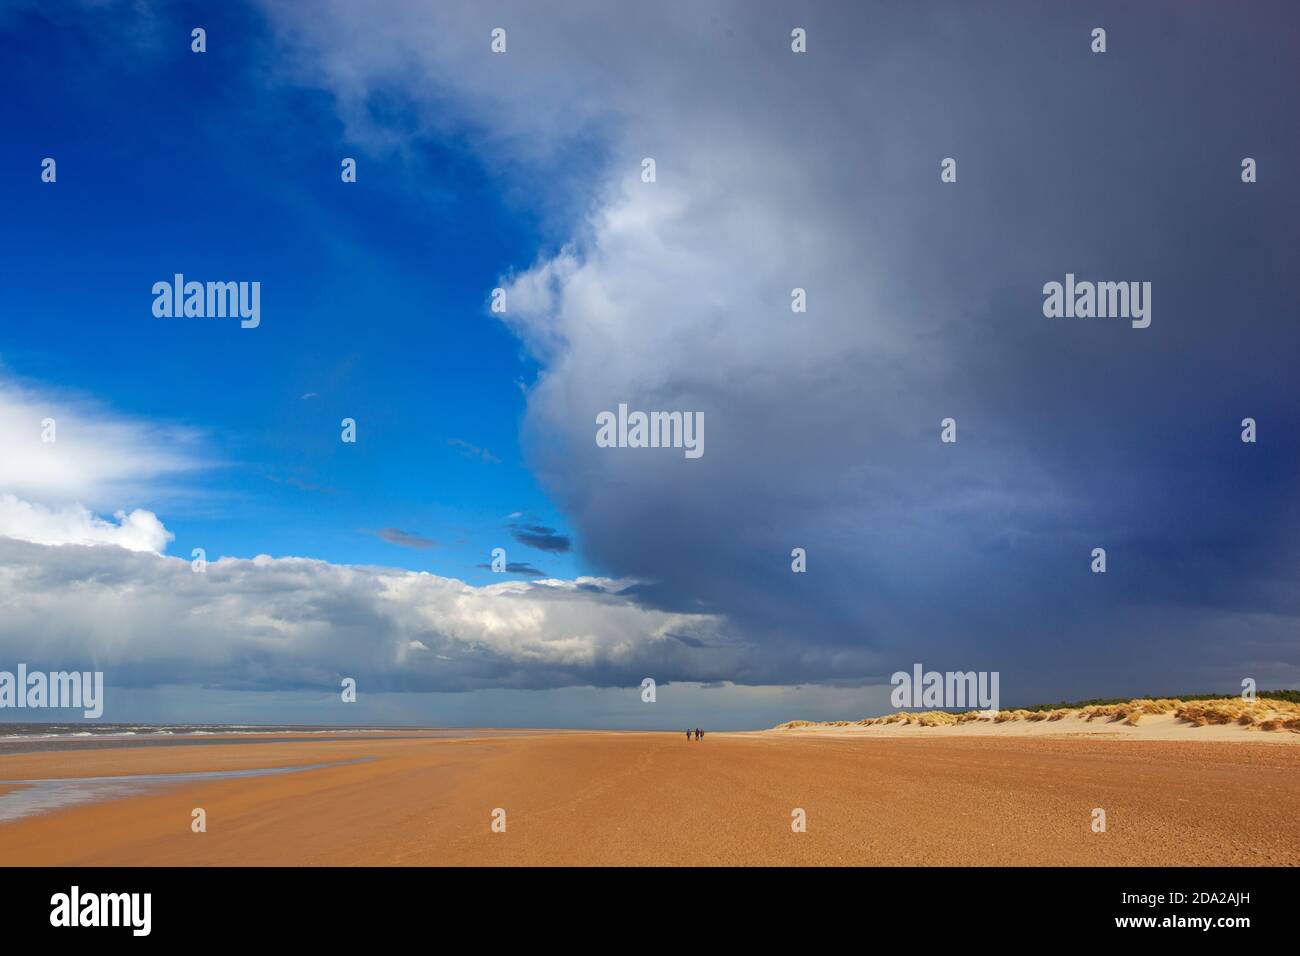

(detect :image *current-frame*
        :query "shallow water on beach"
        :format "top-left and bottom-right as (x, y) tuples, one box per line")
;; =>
(0, 759), (370, 824)
(0, 726), (564, 757)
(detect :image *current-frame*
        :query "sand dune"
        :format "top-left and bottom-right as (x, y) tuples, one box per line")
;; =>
(772, 696), (1300, 743)
(1, 729), (1298, 865)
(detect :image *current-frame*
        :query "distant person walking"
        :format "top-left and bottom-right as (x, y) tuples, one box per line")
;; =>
(685, 729), (691, 741)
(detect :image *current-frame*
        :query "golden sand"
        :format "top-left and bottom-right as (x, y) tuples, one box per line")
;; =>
(1, 729), (1298, 866)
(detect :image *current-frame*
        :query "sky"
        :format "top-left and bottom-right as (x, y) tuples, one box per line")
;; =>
(0, 0), (1297, 729)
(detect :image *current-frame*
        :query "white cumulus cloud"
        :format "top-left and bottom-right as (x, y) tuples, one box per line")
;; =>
(0, 494), (172, 553)
(0, 537), (736, 692)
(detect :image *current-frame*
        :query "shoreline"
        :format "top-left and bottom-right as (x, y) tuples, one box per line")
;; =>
(0, 727), (589, 758)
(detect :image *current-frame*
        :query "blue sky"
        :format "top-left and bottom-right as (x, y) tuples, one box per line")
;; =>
(1, 0), (1298, 729)
(0, 0), (582, 584)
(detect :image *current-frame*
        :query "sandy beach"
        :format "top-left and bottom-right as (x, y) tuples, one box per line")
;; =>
(1, 728), (1298, 866)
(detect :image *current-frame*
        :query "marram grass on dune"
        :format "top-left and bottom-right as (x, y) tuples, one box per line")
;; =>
(774, 695), (1300, 732)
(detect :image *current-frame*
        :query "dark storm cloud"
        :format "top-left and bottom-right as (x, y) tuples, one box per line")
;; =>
(481, 0), (1300, 700)
(509, 523), (571, 553)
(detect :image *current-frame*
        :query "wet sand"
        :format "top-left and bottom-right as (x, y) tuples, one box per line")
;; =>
(1, 730), (1297, 865)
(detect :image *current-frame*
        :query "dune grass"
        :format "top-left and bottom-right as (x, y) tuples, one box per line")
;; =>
(773, 694), (1300, 732)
